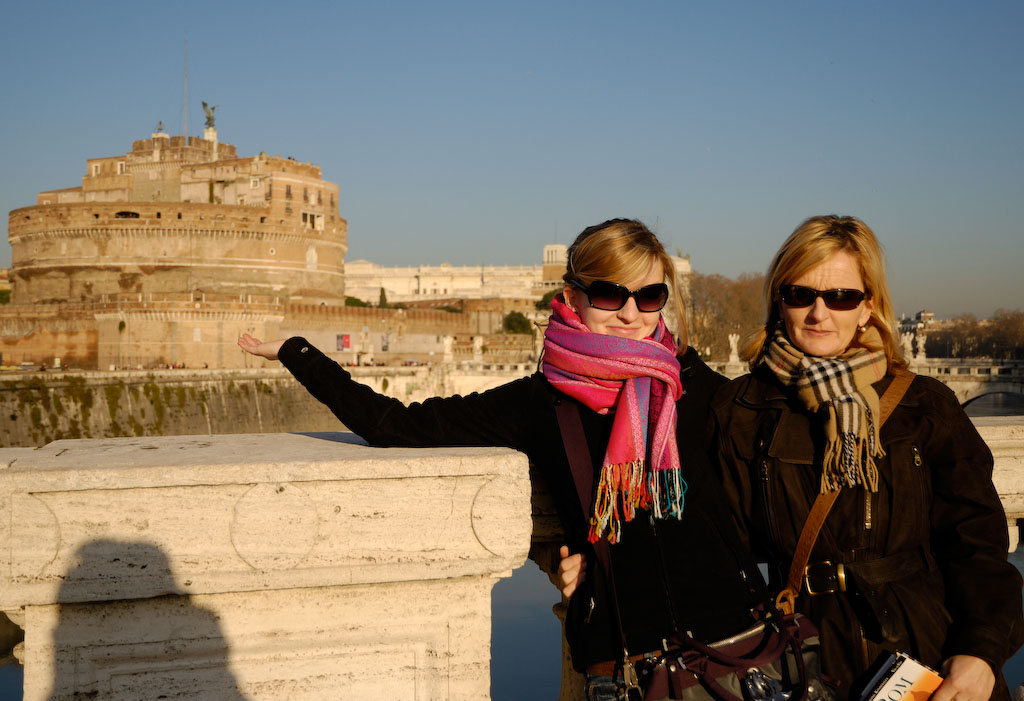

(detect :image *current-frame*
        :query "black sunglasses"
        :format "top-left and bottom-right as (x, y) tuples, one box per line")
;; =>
(570, 279), (669, 313)
(779, 284), (867, 311)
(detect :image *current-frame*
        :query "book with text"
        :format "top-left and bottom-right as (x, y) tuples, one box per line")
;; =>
(860, 652), (943, 701)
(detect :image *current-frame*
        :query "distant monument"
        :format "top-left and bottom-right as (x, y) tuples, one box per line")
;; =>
(901, 332), (914, 360)
(4, 128), (347, 370)
(202, 101), (218, 128)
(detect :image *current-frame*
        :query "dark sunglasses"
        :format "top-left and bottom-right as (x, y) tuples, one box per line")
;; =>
(779, 284), (867, 311)
(570, 279), (669, 313)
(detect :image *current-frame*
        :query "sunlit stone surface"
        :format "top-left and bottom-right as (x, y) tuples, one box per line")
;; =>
(0, 433), (531, 700)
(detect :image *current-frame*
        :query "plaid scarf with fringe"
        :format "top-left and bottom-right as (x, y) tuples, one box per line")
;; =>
(542, 294), (684, 544)
(763, 327), (888, 493)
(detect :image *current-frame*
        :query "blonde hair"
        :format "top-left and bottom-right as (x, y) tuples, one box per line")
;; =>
(564, 219), (688, 349)
(742, 215), (904, 370)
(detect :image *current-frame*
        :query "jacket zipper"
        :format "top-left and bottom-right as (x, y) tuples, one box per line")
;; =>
(863, 491), (873, 531)
(759, 458), (781, 553)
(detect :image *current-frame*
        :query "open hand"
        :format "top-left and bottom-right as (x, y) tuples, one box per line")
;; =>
(557, 545), (586, 600)
(237, 334), (286, 361)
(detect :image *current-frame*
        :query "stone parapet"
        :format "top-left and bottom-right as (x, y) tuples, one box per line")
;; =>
(0, 433), (531, 699)
(0, 417), (1020, 698)
(975, 417), (1024, 551)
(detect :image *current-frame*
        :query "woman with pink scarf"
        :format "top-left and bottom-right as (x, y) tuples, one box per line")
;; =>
(239, 219), (783, 700)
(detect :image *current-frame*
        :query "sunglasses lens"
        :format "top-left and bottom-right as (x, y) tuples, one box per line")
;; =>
(822, 289), (865, 311)
(586, 281), (629, 311)
(780, 285), (816, 307)
(781, 285), (865, 310)
(635, 284), (669, 312)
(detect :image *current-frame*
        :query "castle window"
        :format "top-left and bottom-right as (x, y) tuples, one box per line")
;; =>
(317, 190), (322, 205)
(285, 185), (292, 199)
(91, 164), (100, 176)
(303, 188), (309, 203)
(115, 211), (140, 219)
(117, 161), (126, 175)
(302, 212), (323, 230)
(156, 212), (161, 219)
(251, 178), (259, 189)
(177, 212), (182, 219)
(260, 216), (267, 223)
(330, 194), (335, 208)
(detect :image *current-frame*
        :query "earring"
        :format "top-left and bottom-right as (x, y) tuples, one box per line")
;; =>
(859, 325), (867, 332)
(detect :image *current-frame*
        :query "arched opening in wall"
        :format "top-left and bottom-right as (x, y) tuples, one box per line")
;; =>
(177, 212), (182, 219)
(156, 212), (161, 219)
(963, 391), (1024, 417)
(115, 211), (140, 219)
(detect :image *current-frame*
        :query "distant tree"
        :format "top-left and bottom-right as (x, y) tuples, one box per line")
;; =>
(989, 309), (1024, 360)
(926, 309), (1024, 359)
(685, 271), (765, 360)
(378, 287), (388, 308)
(503, 311), (533, 335)
(0, 290), (9, 305)
(535, 289), (559, 311)
(345, 296), (370, 307)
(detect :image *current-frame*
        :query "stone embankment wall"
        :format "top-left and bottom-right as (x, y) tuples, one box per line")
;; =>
(0, 369), (340, 448)
(0, 364), (535, 448)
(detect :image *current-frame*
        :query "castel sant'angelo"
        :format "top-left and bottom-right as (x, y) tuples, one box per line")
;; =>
(2, 119), (556, 370)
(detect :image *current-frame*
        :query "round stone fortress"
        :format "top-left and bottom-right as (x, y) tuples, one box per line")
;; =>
(9, 128), (346, 307)
(1, 127), (380, 370)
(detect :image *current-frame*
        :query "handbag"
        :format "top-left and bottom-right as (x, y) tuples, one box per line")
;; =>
(553, 399), (831, 701)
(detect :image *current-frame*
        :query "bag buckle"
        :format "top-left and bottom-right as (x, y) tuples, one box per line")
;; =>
(622, 649), (640, 692)
(744, 667), (791, 701)
(803, 561), (846, 596)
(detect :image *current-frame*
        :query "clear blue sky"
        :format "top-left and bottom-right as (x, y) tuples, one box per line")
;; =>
(2, 0), (1021, 318)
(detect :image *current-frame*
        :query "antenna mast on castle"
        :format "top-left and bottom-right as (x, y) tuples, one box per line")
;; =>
(183, 34), (188, 137)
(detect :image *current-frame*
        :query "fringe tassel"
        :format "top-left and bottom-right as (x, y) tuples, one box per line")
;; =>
(589, 461), (688, 544)
(819, 432), (883, 494)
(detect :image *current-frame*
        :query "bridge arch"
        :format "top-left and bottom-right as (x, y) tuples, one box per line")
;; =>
(960, 386), (1024, 408)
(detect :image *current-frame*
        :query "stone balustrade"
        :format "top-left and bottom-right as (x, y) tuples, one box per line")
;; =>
(0, 416), (1020, 699)
(0, 432), (531, 699)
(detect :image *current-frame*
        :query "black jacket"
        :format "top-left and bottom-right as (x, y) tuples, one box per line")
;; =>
(709, 367), (1024, 699)
(280, 337), (767, 669)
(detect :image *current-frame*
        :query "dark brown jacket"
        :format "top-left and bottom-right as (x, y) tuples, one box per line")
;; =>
(279, 337), (767, 670)
(709, 368), (1024, 699)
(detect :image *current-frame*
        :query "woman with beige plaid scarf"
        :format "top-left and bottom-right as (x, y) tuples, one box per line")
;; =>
(707, 215), (1023, 700)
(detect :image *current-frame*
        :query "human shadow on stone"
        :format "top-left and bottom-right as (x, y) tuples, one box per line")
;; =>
(45, 540), (247, 700)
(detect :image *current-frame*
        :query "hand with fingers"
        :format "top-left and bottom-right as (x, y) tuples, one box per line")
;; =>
(930, 655), (995, 701)
(557, 545), (586, 600)
(237, 334), (286, 361)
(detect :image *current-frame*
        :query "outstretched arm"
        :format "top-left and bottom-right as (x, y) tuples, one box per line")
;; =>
(238, 334), (286, 361)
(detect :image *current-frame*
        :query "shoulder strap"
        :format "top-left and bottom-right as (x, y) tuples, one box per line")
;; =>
(553, 398), (642, 689)
(776, 368), (916, 615)
(553, 398), (596, 525)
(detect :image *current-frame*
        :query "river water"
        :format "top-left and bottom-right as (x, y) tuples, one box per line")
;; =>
(3, 394), (1022, 699)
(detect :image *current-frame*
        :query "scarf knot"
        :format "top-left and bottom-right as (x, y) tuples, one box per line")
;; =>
(763, 328), (888, 493)
(543, 294), (684, 543)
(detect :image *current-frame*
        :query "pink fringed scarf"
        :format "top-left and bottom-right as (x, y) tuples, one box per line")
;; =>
(542, 294), (684, 544)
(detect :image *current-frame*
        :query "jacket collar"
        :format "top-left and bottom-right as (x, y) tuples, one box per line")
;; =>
(735, 364), (920, 411)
